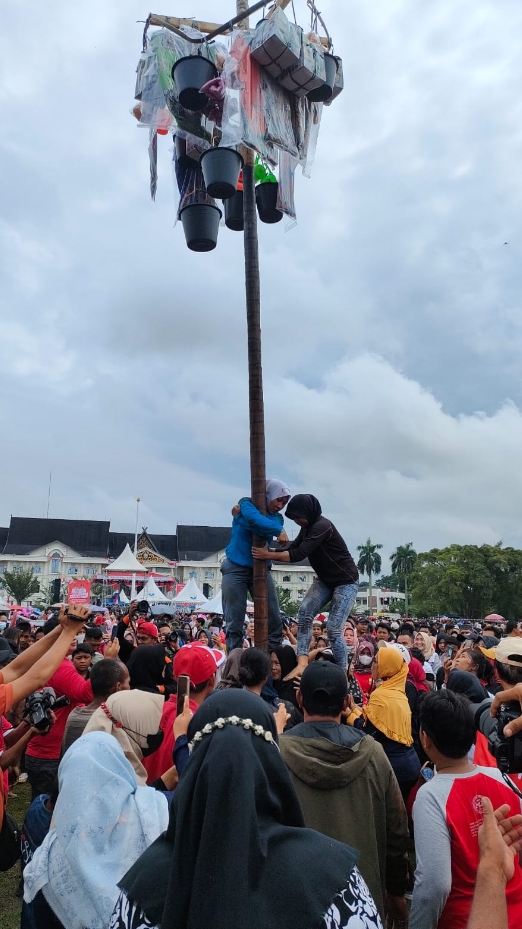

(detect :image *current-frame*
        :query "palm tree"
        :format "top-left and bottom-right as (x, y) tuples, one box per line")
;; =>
(390, 542), (418, 616)
(1, 569), (40, 604)
(356, 538), (383, 614)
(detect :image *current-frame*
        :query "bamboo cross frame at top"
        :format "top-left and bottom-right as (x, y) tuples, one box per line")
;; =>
(144, 0), (329, 49)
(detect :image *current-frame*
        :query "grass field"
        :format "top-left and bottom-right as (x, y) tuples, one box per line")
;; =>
(0, 782), (31, 929)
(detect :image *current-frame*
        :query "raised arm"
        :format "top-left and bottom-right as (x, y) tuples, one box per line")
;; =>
(4, 607), (90, 704)
(3, 623), (62, 677)
(239, 499), (283, 538)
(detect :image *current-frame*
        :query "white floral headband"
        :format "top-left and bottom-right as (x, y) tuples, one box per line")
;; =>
(188, 715), (278, 752)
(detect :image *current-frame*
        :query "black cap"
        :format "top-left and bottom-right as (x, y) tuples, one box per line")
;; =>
(300, 662), (347, 706)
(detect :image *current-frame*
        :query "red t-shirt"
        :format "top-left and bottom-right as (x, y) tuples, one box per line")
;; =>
(412, 767), (522, 929)
(143, 694), (199, 784)
(25, 661), (92, 760)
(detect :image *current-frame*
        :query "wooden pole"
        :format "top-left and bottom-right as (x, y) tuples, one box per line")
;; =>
(237, 0), (269, 651)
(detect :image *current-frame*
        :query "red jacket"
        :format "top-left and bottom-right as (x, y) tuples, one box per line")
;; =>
(143, 694), (199, 784)
(25, 661), (92, 760)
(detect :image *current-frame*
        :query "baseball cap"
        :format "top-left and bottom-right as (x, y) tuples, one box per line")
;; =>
(388, 642), (411, 665)
(495, 637), (522, 667)
(136, 621), (159, 639)
(173, 643), (224, 687)
(300, 662), (348, 706)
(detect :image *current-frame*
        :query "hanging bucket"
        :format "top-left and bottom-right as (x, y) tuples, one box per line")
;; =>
(255, 182), (283, 224)
(307, 53), (338, 102)
(200, 148), (244, 200)
(180, 203), (222, 251)
(225, 189), (244, 231)
(171, 56), (217, 111)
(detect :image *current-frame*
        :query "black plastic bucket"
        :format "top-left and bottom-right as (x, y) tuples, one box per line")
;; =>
(255, 182), (283, 224)
(200, 148), (243, 200)
(180, 203), (222, 251)
(225, 189), (244, 231)
(171, 56), (217, 111)
(307, 53), (337, 103)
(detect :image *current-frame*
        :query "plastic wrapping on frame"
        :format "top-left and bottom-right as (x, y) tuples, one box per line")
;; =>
(221, 32), (276, 163)
(250, 8), (301, 79)
(276, 151), (298, 227)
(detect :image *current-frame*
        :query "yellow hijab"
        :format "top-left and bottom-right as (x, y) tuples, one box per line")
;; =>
(364, 648), (413, 746)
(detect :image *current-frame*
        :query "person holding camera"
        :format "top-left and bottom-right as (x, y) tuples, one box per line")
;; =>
(474, 637), (522, 780)
(0, 606), (85, 829)
(25, 606), (95, 800)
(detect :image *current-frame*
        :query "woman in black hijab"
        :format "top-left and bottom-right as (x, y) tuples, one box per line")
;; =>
(109, 690), (382, 929)
(253, 494), (359, 677)
(270, 645), (302, 710)
(446, 669), (488, 703)
(126, 644), (176, 698)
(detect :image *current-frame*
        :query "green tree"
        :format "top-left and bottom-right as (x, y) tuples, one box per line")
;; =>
(1, 569), (40, 604)
(410, 545), (498, 618)
(376, 573), (401, 592)
(275, 586), (300, 618)
(356, 538), (383, 614)
(390, 543), (418, 616)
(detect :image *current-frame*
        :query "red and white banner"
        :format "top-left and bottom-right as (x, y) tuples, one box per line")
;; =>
(68, 580), (91, 604)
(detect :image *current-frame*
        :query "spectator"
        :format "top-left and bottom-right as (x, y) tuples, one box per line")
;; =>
(17, 621), (34, 653)
(84, 690), (177, 792)
(410, 689), (522, 929)
(415, 631), (442, 676)
(238, 647), (271, 695)
(71, 643), (94, 679)
(83, 625), (105, 663)
(61, 659), (130, 754)
(376, 622), (391, 642)
(0, 606), (87, 828)
(126, 643), (175, 697)
(142, 643), (221, 784)
(280, 662), (409, 925)
(215, 648), (243, 690)
(348, 646), (421, 801)
(23, 732), (168, 929)
(110, 690), (382, 929)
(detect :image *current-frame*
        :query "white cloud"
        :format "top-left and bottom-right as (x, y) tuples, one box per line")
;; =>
(1, 0), (522, 564)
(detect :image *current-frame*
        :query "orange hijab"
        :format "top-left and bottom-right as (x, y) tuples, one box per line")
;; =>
(364, 648), (413, 746)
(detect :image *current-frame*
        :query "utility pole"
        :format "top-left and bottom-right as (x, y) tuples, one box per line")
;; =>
(237, 0), (268, 651)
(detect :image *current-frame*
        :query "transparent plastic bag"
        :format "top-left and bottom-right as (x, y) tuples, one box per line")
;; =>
(276, 151), (298, 226)
(221, 32), (276, 163)
(299, 99), (323, 178)
(261, 71), (299, 157)
(173, 151), (217, 220)
(250, 8), (301, 78)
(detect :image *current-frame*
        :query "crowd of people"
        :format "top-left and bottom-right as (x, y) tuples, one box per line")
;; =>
(1, 485), (522, 928)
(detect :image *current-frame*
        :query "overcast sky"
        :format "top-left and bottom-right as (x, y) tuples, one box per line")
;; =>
(1, 0), (522, 569)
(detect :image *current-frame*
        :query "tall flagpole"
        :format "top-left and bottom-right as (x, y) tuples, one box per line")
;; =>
(130, 497), (140, 600)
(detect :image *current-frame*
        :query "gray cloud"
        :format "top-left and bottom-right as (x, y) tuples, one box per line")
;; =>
(1, 0), (522, 568)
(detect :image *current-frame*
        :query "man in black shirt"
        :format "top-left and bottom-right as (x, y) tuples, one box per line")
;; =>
(253, 494), (358, 675)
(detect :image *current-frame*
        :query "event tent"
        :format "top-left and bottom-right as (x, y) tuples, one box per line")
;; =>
(197, 590), (253, 614)
(137, 577), (171, 602)
(170, 577), (207, 606)
(106, 544), (145, 574)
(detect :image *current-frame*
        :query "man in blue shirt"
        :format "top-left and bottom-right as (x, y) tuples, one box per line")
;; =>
(222, 479), (290, 653)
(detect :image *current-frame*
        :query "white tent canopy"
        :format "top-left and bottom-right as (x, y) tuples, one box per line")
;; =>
(171, 577), (208, 605)
(107, 544), (144, 574)
(137, 578), (171, 602)
(202, 591), (223, 613)
(198, 591), (253, 614)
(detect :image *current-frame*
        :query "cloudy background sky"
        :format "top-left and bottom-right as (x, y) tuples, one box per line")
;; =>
(1, 0), (522, 566)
